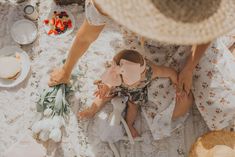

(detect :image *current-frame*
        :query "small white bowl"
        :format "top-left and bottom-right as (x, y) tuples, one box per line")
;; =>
(10, 19), (38, 45)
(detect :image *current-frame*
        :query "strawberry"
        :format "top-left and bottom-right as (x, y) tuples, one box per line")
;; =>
(60, 26), (65, 31)
(43, 19), (49, 24)
(47, 30), (54, 35)
(63, 21), (67, 26)
(67, 20), (72, 28)
(67, 19), (72, 24)
(50, 18), (55, 25)
(67, 22), (72, 28)
(56, 20), (63, 28)
(53, 30), (58, 35)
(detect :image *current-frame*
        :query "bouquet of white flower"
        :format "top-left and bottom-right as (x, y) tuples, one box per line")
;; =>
(32, 84), (74, 142)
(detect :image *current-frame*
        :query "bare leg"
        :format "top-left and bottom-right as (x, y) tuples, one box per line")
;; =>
(172, 91), (193, 120)
(78, 97), (111, 119)
(126, 101), (139, 138)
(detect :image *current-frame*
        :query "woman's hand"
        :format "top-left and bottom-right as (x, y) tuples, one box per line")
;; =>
(48, 66), (71, 87)
(93, 80), (112, 99)
(178, 67), (193, 95)
(177, 43), (209, 95)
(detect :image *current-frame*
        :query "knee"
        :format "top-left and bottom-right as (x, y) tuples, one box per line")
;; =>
(172, 93), (193, 120)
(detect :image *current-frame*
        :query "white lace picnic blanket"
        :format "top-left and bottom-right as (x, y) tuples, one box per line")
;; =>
(1, 1), (234, 157)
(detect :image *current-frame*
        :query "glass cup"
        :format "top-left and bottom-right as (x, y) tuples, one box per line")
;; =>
(24, 5), (39, 21)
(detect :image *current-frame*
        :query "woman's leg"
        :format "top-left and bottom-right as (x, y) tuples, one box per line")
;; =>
(172, 91), (193, 120)
(78, 97), (111, 119)
(126, 101), (139, 138)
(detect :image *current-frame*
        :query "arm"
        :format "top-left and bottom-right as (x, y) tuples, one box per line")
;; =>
(148, 60), (178, 85)
(184, 43), (211, 72)
(48, 19), (105, 86)
(64, 19), (105, 75)
(93, 80), (115, 99)
(178, 43), (211, 94)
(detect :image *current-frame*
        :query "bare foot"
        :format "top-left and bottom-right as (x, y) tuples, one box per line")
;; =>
(128, 126), (139, 138)
(77, 105), (97, 119)
(173, 91), (193, 120)
(232, 49), (235, 57)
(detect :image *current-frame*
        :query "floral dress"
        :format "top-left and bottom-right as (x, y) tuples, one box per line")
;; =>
(111, 61), (153, 106)
(85, 0), (235, 140)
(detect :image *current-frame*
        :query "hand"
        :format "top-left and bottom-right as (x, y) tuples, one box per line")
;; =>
(48, 66), (70, 87)
(178, 67), (193, 95)
(168, 69), (178, 88)
(93, 80), (111, 99)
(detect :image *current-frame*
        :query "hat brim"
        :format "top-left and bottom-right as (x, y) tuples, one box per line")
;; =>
(95, 0), (235, 45)
(189, 131), (235, 157)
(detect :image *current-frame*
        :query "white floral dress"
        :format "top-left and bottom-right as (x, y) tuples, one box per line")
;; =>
(85, 0), (235, 140)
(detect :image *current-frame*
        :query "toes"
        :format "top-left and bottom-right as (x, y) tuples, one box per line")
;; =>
(129, 127), (139, 138)
(77, 110), (94, 119)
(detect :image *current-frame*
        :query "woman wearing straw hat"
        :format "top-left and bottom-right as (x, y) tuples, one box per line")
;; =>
(49, 0), (235, 139)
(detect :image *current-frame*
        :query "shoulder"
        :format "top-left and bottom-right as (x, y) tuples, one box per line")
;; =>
(85, 0), (110, 26)
(92, 0), (108, 16)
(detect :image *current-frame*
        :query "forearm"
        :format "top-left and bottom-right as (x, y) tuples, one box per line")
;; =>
(185, 43), (211, 71)
(150, 61), (177, 84)
(155, 66), (175, 79)
(149, 60), (175, 79)
(63, 19), (104, 75)
(63, 35), (91, 74)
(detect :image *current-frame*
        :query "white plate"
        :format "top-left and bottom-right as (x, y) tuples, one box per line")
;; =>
(0, 46), (31, 88)
(43, 9), (75, 38)
(10, 19), (38, 45)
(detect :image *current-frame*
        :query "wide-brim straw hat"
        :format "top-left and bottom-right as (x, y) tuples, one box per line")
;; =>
(94, 0), (235, 45)
(189, 131), (235, 157)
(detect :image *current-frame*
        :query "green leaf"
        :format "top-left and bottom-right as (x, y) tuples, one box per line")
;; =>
(36, 102), (44, 112)
(38, 88), (49, 105)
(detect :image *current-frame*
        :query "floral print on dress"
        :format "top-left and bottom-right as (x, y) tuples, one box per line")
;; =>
(192, 38), (235, 130)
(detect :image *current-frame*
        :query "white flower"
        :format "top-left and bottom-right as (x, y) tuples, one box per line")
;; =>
(40, 119), (53, 131)
(39, 131), (49, 142)
(32, 121), (42, 134)
(44, 108), (53, 117)
(52, 116), (64, 128)
(49, 128), (62, 142)
(55, 88), (63, 112)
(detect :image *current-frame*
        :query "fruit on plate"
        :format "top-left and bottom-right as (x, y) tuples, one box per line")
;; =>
(0, 54), (22, 80)
(44, 11), (73, 35)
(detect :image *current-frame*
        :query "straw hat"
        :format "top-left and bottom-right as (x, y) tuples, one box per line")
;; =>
(94, 0), (235, 45)
(189, 131), (235, 157)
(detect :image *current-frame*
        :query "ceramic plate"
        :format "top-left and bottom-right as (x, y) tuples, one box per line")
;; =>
(0, 46), (31, 88)
(10, 19), (38, 45)
(43, 9), (75, 38)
